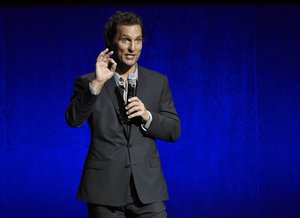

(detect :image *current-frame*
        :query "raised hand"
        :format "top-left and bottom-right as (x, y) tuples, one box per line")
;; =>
(95, 48), (117, 83)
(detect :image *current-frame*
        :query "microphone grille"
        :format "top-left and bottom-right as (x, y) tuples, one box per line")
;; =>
(128, 76), (137, 86)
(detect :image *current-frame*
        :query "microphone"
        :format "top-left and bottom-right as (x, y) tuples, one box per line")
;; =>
(127, 77), (137, 105)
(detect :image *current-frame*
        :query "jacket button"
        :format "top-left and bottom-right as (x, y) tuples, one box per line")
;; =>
(125, 164), (131, 168)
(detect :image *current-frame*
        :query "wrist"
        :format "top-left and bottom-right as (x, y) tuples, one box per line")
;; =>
(91, 79), (105, 88)
(144, 110), (152, 122)
(93, 78), (105, 84)
(89, 80), (104, 95)
(141, 111), (152, 130)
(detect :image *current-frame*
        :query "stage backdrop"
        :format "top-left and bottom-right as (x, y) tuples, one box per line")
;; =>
(1, 5), (299, 218)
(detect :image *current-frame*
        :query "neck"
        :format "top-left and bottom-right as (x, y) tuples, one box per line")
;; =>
(117, 64), (137, 79)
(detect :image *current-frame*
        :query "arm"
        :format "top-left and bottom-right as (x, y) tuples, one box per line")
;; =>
(66, 76), (98, 128)
(66, 48), (117, 127)
(126, 76), (181, 142)
(147, 77), (181, 142)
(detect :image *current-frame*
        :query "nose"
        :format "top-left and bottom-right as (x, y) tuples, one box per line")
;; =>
(128, 41), (135, 52)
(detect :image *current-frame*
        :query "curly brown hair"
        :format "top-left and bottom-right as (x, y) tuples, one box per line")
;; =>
(104, 11), (145, 51)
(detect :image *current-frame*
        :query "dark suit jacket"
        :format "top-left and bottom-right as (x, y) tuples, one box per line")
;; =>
(66, 65), (181, 206)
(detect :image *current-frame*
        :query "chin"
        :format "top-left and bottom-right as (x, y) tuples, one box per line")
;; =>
(125, 60), (136, 66)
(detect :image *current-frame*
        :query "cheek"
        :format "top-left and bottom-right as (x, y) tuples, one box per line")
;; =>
(117, 47), (127, 55)
(116, 50), (124, 59)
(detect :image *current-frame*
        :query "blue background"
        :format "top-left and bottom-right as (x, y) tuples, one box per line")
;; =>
(1, 4), (300, 218)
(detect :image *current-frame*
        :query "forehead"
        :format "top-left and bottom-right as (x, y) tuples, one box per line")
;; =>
(116, 25), (142, 37)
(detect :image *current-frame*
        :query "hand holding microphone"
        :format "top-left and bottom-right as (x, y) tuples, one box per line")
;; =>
(125, 77), (150, 123)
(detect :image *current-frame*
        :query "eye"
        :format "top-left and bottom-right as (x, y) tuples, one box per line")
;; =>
(122, 38), (130, 43)
(136, 38), (142, 43)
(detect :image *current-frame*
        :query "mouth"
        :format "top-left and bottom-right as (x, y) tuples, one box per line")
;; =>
(125, 54), (135, 60)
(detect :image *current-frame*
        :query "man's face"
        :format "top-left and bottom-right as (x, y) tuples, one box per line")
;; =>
(113, 24), (143, 69)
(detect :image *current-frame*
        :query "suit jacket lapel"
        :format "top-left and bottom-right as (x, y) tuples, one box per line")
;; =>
(136, 66), (147, 100)
(104, 67), (148, 140)
(105, 77), (130, 138)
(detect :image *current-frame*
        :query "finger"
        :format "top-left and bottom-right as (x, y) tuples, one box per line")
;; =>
(128, 112), (140, 119)
(98, 51), (114, 64)
(128, 105), (145, 119)
(108, 58), (117, 72)
(98, 48), (108, 57)
(125, 100), (138, 110)
(101, 48), (109, 55)
(96, 58), (108, 66)
(127, 107), (142, 119)
(127, 104), (142, 115)
(97, 48), (109, 60)
(105, 50), (114, 57)
(103, 51), (114, 61)
(127, 96), (139, 103)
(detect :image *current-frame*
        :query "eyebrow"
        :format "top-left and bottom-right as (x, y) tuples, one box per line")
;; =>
(120, 34), (142, 38)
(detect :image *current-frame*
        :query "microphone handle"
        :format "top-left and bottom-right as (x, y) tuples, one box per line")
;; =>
(127, 82), (137, 104)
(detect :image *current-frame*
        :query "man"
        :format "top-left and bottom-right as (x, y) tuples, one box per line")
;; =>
(66, 10), (181, 217)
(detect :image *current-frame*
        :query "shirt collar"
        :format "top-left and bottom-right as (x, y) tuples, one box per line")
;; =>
(114, 65), (138, 87)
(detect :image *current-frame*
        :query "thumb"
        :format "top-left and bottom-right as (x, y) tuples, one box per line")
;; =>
(109, 58), (117, 72)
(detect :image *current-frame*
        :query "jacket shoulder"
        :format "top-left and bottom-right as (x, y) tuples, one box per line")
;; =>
(138, 66), (167, 80)
(78, 72), (95, 80)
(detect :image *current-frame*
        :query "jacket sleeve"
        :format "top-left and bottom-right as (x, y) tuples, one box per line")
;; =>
(65, 76), (98, 128)
(146, 77), (181, 142)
